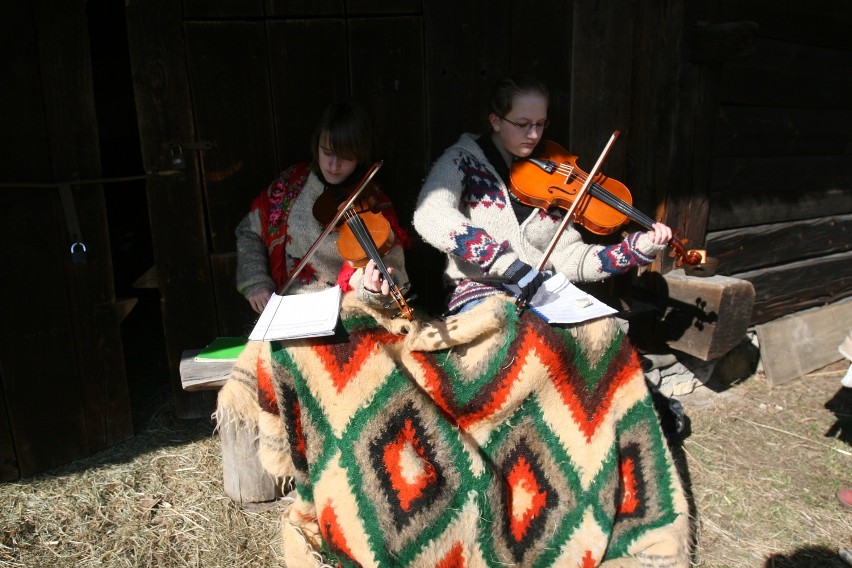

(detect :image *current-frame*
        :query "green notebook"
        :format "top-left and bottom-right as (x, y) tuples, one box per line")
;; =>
(194, 337), (248, 362)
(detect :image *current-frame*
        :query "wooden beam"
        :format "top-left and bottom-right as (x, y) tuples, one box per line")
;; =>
(690, 21), (758, 64)
(756, 296), (852, 386)
(709, 185), (852, 231)
(718, 37), (852, 107)
(733, 250), (852, 325)
(714, 107), (852, 157)
(707, 214), (852, 275)
(658, 269), (755, 361)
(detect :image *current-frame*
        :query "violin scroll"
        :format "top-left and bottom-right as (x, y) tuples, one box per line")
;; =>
(667, 233), (702, 267)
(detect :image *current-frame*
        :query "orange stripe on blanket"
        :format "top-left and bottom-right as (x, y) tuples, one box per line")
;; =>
(257, 355), (278, 414)
(455, 326), (562, 429)
(553, 346), (641, 443)
(312, 330), (403, 393)
(319, 501), (355, 562)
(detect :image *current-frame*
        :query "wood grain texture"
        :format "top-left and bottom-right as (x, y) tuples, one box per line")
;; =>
(756, 296), (852, 386)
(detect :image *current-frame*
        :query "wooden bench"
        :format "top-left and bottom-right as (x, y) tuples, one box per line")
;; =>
(658, 269), (755, 361)
(179, 349), (233, 391)
(180, 350), (283, 505)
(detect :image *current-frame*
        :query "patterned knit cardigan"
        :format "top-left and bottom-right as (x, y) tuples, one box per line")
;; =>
(235, 164), (409, 306)
(412, 133), (666, 309)
(218, 295), (691, 567)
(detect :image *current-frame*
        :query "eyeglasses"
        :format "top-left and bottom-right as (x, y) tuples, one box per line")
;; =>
(500, 116), (550, 133)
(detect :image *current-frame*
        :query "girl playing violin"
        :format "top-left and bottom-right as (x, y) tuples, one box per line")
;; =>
(413, 73), (673, 313)
(236, 100), (409, 314)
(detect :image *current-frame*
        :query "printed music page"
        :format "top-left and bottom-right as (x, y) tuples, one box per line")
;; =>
(249, 285), (342, 341)
(505, 273), (617, 324)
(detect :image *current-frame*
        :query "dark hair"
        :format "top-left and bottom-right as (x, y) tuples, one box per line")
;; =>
(310, 101), (374, 166)
(488, 73), (550, 117)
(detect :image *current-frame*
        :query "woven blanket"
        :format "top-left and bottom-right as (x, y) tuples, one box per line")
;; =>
(219, 294), (690, 567)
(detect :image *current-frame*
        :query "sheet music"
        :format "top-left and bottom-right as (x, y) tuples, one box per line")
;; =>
(505, 273), (617, 324)
(249, 285), (342, 341)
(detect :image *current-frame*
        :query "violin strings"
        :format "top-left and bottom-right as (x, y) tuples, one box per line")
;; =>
(546, 163), (656, 228)
(344, 210), (409, 311)
(344, 210), (397, 284)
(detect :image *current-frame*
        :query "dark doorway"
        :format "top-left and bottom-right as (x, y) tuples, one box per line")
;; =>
(87, 0), (169, 428)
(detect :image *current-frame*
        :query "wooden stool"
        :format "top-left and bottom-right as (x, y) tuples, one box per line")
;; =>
(180, 350), (283, 504)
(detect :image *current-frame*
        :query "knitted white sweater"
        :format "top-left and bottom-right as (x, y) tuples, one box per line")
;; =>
(236, 169), (408, 307)
(413, 133), (664, 302)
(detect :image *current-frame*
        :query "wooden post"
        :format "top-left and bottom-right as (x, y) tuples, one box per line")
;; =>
(219, 409), (281, 504)
(180, 347), (282, 504)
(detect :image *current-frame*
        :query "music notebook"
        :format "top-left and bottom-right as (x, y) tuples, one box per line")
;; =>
(504, 273), (617, 324)
(249, 285), (342, 341)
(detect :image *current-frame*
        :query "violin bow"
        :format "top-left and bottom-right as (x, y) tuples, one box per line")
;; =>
(516, 130), (621, 309)
(279, 160), (383, 295)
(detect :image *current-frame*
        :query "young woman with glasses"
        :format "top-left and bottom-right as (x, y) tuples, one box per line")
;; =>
(235, 100), (410, 314)
(412, 73), (674, 313)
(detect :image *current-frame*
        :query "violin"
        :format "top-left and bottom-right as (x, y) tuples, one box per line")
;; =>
(313, 179), (395, 267)
(283, 161), (414, 321)
(510, 139), (701, 267)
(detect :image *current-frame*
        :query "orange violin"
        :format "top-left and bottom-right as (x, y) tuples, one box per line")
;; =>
(313, 180), (395, 267)
(290, 161), (414, 321)
(510, 139), (701, 267)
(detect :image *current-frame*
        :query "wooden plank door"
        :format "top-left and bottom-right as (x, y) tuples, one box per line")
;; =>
(0, 0), (133, 479)
(126, 0), (220, 419)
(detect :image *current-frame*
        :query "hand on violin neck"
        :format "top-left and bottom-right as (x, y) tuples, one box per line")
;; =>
(363, 259), (394, 296)
(646, 222), (674, 245)
(504, 259), (545, 304)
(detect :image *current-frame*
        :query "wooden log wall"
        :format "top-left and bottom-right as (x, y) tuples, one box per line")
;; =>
(698, 1), (852, 324)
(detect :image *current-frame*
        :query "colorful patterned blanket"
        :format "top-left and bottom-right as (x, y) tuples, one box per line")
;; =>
(218, 294), (690, 567)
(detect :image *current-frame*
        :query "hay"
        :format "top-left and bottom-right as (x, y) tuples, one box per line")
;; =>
(0, 397), (283, 567)
(2, 363), (851, 567)
(682, 360), (852, 567)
